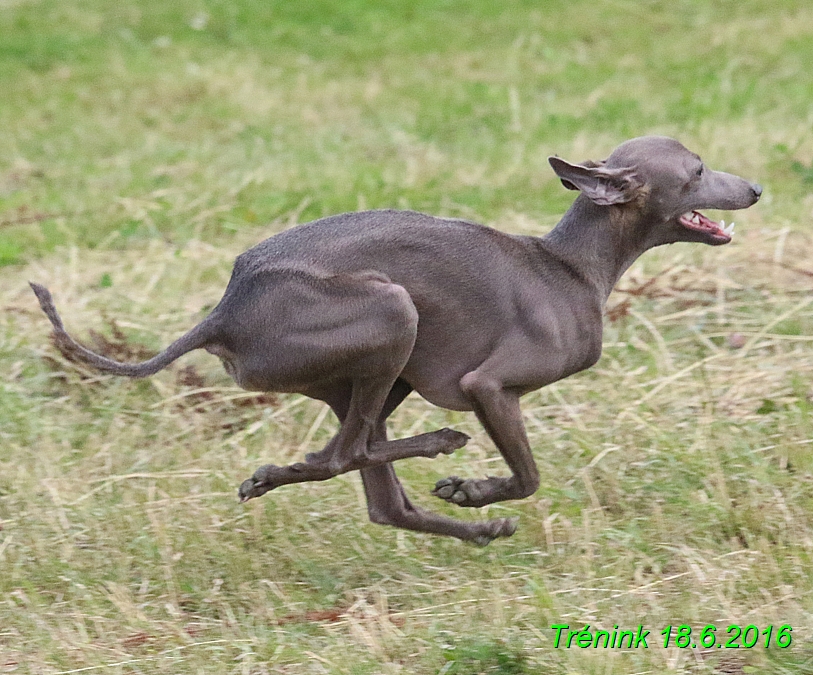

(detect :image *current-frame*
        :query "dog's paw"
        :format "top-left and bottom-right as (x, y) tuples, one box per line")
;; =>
(238, 478), (263, 502)
(238, 463), (284, 502)
(471, 517), (519, 547)
(434, 428), (470, 455)
(431, 476), (487, 506)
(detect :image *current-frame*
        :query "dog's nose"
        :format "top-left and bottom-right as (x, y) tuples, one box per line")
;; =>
(751, 183), (763, 200)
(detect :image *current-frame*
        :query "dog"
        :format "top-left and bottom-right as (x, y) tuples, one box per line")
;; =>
(31, 136), (761, 545)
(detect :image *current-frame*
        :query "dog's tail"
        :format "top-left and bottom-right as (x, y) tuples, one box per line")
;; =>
(30, 282), (218, 378)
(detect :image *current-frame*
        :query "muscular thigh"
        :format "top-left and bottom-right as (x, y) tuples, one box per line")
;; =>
(214, 267), (418, 391)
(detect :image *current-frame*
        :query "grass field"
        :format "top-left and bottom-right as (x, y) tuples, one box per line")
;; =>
(2, 0), (813, 672)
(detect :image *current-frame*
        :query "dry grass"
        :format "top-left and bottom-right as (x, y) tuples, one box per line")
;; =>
(2, 0), (813, 673)
(3, 214), (813, 674)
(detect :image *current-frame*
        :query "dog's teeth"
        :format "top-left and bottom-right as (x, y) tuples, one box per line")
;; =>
(720, 219), (726, 229)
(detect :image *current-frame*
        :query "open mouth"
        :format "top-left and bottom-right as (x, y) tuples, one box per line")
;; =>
(679, 210), (735, 243)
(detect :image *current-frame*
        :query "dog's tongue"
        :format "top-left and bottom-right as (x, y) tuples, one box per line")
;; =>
(679, 210), (734, 240)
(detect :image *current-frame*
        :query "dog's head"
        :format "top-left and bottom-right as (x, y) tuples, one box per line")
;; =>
(549, 136), (762, 247)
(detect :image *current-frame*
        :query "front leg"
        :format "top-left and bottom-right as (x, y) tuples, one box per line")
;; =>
(432, 370), (539, 507)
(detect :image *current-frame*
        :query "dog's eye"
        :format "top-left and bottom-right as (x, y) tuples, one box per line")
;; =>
(696, 165), (704, 177)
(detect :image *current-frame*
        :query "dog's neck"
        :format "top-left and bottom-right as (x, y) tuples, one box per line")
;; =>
(541, 195), (651, 302)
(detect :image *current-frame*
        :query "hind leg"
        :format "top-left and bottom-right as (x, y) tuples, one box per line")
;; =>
(304, 378), (457, 466)
(237, 271), (419, 499)
(238, 378), (469, 500)
(237, 270), (467, 499)
(362, 464), (517, 545)
(359, 381), (517, 545)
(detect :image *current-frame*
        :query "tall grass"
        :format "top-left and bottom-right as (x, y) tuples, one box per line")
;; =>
(1, 1), (812, 672)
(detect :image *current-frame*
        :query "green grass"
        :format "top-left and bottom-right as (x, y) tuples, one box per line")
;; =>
(2, 0), (813, 673)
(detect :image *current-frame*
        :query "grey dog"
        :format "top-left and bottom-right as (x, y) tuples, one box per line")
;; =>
(31, 136), (761, 545)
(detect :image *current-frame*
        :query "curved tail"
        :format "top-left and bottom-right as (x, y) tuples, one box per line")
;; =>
(30, 282), (218, 378)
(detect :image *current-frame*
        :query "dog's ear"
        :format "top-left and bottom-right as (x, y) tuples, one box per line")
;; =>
(548, 156), (642, 206)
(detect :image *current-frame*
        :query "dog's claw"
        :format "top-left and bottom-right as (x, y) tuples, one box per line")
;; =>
(238, 477), (266, 502)
(238, 463), (284, 502)
(238, 478), (259, 502)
